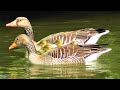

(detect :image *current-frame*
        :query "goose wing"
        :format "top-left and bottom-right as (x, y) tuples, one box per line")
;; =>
(46, 44), (103, 64)
(37, 28), (95, 46)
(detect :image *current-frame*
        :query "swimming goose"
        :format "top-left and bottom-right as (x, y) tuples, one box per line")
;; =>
(6, 17), (110, 51)
(9, 34), (111, 65)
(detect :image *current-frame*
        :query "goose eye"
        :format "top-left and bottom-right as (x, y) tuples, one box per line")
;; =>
(16, 38), (19, 41)
(17, 19), (22, 22)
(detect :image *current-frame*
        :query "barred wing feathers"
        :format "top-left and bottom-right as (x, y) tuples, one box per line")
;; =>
(46, 44), (103, 64)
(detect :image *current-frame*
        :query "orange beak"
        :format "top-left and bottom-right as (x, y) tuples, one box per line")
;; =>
(6, 20), (17, 27)
(9, 42), (17, 49)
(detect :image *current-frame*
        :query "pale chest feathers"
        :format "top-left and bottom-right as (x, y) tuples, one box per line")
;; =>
(29, 53), (53, 65)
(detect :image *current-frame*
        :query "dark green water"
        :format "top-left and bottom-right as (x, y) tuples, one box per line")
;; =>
(0, 11), (119, 79)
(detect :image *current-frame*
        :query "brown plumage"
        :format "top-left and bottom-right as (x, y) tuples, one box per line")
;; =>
(9, 34), (111, 65)
(6, 17), (110, 51)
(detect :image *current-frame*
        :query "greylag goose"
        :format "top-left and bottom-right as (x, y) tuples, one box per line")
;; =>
(6, 17), (110, 51)
(9, 34), (111, 65)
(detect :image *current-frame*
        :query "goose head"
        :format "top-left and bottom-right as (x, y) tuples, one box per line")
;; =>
(6, 17), (34, 41)
(9, 34), (32, 49)
(6, 17), (32, 28)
